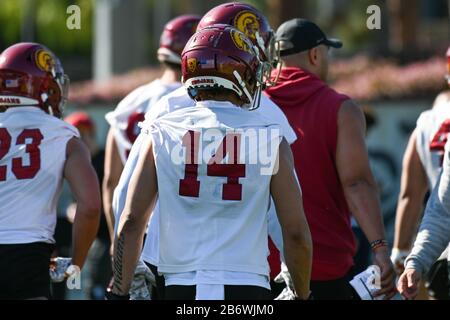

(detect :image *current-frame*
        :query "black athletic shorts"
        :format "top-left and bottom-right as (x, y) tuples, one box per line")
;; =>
(145, 262), (166, 300)
(426, 259), (450, 300)
(165, 284), (272, 300)
(0, 242), (54, 299)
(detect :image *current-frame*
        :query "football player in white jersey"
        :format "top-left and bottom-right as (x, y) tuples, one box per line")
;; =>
(392, 46), (450, 299)
(108, 24), (312, 301)
(398, 134), (450, 300)
(0, 43), (101, 299)
(111, 2), (297, 300)
(103, 15), (201, 241)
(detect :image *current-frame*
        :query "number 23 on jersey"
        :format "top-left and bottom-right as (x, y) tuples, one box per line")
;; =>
(0, 128), (43, 181)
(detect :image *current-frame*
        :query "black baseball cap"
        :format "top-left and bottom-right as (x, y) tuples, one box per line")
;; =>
(276, 18), (343, 56)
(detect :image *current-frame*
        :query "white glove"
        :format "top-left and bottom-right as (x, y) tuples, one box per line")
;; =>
(49, 257), (73, 283)
(274, 262), (298, 300)
(274, 262), (294, 290)
(390, 248), (410, 275)
(129, 260), (156, 300)
(275, 286), (297, 300)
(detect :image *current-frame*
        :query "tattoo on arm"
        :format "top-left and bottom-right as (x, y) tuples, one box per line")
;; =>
(113, 234), (125, 293)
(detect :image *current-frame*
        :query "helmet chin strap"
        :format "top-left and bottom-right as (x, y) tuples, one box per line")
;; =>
(41, 92), (57, 117)
(233, 71), (254, 109)
(232, 70), (263, 111)
(250, 84), (262, 111)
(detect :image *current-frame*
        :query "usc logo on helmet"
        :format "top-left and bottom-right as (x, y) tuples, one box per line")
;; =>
(230, 29), (252, 54)
(35, 49), (55, 73)
(233, 11), (260, 43)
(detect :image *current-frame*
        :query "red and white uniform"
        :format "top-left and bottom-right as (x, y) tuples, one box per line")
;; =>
(416, 100), (450, 188)
(135, 86), (296, 271)
(105, 79), (182, 164)
(415, 99), (450, 260)
(142, 100), (282, 288)
(0, 107), (79, 244)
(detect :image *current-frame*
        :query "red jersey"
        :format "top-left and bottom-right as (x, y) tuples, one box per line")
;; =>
(265, 67), (355, 280)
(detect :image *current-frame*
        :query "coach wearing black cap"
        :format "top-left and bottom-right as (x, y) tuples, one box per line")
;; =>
(265, 19), (395, 300)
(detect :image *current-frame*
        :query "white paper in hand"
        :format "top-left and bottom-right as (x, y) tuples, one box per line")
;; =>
(349, 265), (386, 300)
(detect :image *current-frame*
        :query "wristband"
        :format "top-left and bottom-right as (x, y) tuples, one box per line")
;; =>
(370, 239), (388, 251)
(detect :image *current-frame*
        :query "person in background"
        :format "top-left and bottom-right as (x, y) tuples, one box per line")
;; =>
(397, 136), (450, 300)
(393, 46), (450, 300)
(103, 14), (201, 300)
(103, 15), (201, 243)
(265, 18), (395, 299)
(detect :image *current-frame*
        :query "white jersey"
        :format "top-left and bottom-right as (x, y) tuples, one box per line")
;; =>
(105, 79), (182, 164)
(415, 99), (450, 261)
(0, 107), (79, 244)
(142, 101), (282, 281)
(416, 101), (450, 188)
(114, 86), (296, 267)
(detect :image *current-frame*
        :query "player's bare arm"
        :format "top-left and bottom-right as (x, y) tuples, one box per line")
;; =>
(112, 136), (157, 296)
(103, 128), (125, 242)
(64, 137), (101, 269)
(336, 99), (395, 299)
(271, 138), (313, 300)
(393, 130), (428, 257)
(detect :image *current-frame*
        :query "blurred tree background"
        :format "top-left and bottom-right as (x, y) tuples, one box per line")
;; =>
(0, 0), (448, 82)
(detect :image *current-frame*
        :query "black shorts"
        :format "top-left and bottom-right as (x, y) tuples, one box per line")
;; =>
(165, 284), (272, 300)
(310, 270), (359, 300)
(145, 262), (166, 300)
(426, 259), (450, 300)
(0, 242), (54, 299)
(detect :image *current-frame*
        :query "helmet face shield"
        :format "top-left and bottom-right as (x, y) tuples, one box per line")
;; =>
(57, 73), (69, 112)
(446, 47), (450, 85)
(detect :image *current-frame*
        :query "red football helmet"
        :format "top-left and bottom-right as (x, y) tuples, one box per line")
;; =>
(197, 2), (278, 85)
(64, 111), (95, 132)
(157, 15), (201, 65)
(182, 25), (264, 110)
(0, 42), (68, 118)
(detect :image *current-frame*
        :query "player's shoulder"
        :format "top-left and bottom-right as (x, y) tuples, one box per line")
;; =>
(43, 114), (80, 137)
(1, 107), (80, 137)
(432, 90), (450, 109)
(162, 86), (192, 109)
(145, 86), (192, 121)
(115, 80), (160, 112)
(416, 106), (444, 130)
(258, 93), (284, 114)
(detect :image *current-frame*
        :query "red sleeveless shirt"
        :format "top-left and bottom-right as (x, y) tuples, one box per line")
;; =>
(265, 67), (356, 280)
